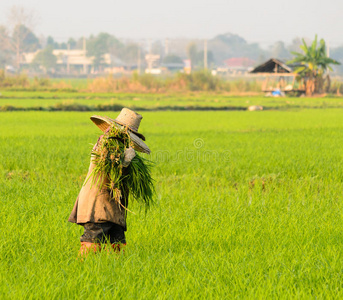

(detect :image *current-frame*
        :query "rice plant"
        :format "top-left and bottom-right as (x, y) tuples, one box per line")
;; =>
(0, 107), (342, 298)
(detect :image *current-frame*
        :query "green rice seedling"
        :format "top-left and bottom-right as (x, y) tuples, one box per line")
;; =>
(0, 109), (342, 298)
(90, 125), (154, 209)
(1, 91), (343, 111)
(127, 154), (155, 208)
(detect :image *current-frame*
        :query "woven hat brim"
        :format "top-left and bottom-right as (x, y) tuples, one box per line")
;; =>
(91, 115), (145, 140)
(128, 131), (151, 154)
(90, 115), (150, 154)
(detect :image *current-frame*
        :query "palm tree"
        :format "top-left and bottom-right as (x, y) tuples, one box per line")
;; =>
(288, 35), (340, 96)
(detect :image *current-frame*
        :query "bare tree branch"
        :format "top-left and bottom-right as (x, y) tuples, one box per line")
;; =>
(6, 5), (38, 32)
(1, 5), (40, 69)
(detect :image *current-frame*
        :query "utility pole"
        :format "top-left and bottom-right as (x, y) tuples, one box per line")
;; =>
(204, 39), (208, 70)
(83, 37), (87, 74)
(67, 43), (70, 74)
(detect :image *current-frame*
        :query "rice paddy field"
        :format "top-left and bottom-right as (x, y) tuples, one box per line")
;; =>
(1, 90), (343, 111)
(0, 92), (343, 298)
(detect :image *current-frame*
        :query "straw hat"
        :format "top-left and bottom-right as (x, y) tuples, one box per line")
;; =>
(90, 108), (150, 154)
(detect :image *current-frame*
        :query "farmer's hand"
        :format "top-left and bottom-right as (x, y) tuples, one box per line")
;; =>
(123, 147), (136, 167)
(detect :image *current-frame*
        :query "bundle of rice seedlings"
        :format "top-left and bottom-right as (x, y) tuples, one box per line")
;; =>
(89, 125), (154, 210)
(126, 155), (154, 208)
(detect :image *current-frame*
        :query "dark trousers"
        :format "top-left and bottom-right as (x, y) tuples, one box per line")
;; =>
(80, 222), (126, 244)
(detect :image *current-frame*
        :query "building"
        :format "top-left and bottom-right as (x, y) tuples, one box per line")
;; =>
(21, 49), (114, 74)
(249, 58), (293, 74)
(250, 58), (305, 95)
(223, 57), (255, 74)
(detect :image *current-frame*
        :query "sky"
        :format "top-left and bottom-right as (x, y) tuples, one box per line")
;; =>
(1, 0), (343, 48)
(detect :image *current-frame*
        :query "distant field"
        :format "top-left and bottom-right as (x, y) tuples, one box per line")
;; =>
(0, 109), (342, 298)
(50, 78), (89, 89)
(1, 90), (343, 110)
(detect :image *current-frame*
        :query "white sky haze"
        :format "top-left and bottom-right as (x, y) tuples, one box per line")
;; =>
(1, 0), (342, 47)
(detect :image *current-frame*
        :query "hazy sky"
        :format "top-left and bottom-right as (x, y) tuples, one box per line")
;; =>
(1, 0), (343, 47)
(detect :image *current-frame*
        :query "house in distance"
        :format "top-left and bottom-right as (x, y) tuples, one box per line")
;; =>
(250, 58), (305, 96)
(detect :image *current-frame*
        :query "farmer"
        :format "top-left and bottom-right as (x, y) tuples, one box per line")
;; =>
(68, 108), (150, 256)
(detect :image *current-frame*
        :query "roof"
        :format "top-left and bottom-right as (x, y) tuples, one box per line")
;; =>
(250, 58), (293, 74)
(224, 57), (255, 68)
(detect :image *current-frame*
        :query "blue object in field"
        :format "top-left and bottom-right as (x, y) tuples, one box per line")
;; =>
(272, 89), (282, 96)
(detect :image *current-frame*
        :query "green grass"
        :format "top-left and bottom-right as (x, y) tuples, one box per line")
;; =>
(0, 109), (342, 298)
(1, 90), (343, 110)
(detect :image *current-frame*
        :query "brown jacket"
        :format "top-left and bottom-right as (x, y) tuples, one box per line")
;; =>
(68, 158), (128, 229)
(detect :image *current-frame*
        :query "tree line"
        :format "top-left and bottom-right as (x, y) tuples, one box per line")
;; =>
(0, 5), (342, 86)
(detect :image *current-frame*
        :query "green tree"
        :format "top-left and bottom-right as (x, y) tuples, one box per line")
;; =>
(331, 46), (343, 75)
(271, 41), (290, 60)
(0, 26), (12, 67)
(196, 50), (214, 68)
(151, 40), (163, 56)
(208, 32), (266, 64)
(0, 49), (10, 68)
(288, 35), (340, 95)
(12, 24), (40, 52)
(46, 36), (55, 47)
(0, 24), (41, 69)
(32, 45), (57, 73)
(187, 43), (198, 68)
(67, 38), (77, 49)
(118, 43), (141, 66)
(87, 33), (122, 70)
(0, 5), (40, 69)
(46, 36), (67, 49)
(288, 37), (303, 53)
(162, 54), (183, 64)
